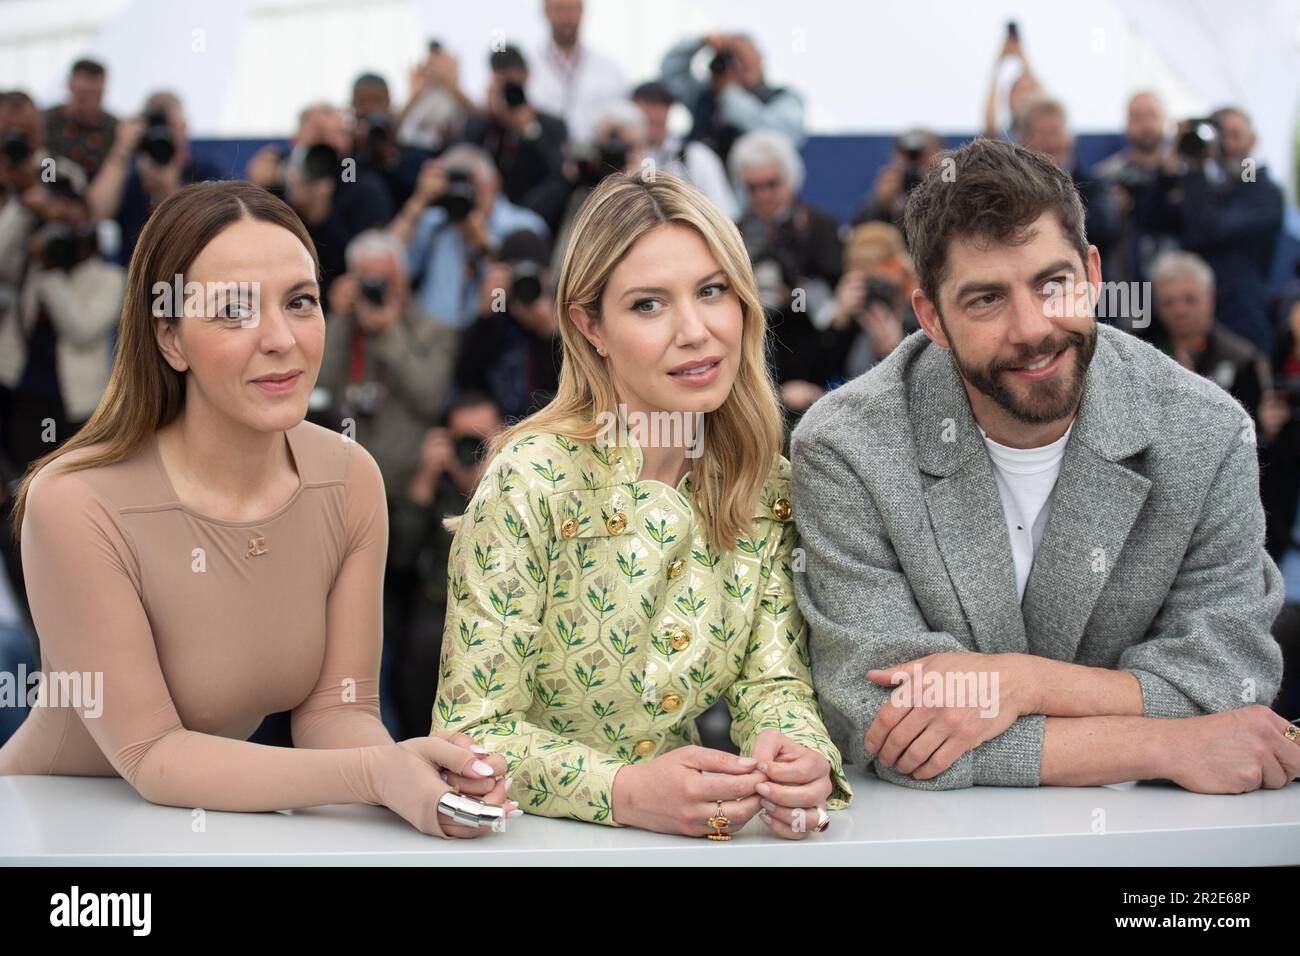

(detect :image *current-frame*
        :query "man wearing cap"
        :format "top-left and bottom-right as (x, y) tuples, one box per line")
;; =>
(632, 81), (737, 219)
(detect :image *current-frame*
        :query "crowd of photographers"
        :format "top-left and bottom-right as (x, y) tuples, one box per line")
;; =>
(1, 2), (1298, 741)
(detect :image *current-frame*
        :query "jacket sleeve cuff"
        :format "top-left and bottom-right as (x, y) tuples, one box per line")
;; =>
(972, 714), (1045, 787)
(1127, 668), (1208, 719)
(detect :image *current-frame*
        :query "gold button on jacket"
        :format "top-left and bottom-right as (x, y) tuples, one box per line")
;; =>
(434, 432), (852, 826)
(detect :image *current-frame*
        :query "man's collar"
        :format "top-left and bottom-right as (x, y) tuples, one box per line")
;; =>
(911, 325), (1151, 477)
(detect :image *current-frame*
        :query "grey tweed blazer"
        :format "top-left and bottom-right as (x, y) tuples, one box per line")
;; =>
(790, 324), (1285, 790)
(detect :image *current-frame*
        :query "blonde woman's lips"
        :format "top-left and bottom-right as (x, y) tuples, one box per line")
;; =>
(667, 357), (722, 387)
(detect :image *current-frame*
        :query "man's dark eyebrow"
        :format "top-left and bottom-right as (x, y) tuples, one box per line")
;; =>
(951, 259), (1079, 304)
(1030, 259), (1078, 286)
(619, 270), (725, 299)
(952, 279), (1009, 303)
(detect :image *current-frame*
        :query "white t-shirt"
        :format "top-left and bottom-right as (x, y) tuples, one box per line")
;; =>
(527, 42), (628, 145)
(980, 423), (1074, 602)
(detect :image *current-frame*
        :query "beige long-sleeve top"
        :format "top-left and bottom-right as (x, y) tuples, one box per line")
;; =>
(0, 420), (398, 811)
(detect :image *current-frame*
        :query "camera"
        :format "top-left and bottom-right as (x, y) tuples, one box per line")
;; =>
(578, 135), (629, 187)
(509, 261), (543, 306)
(709, 49), (733, 78)
(454, 435), (487, 468)
(360, 112), (392, 150)
(300, 142), (340, 182)
(1176, 118), (1220, 163)
(896, 131), (929, 194)
(1, 129), (32, 165)
(503, 82), (527, 109)
(435, 168), (477, 222)
(862, 275), (900, 314)
(359, 276), (389, 306)
(38, 222), (99, 270)
(139, 110), (176, 166)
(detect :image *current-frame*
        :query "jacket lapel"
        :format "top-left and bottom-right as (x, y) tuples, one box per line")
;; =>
(1020, 331), (1153, 662)
(911, 344), (1027, 655)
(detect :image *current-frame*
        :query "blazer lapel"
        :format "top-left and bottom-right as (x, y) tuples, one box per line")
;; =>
(911, 344), (1028, 655)
(1021, 331), (1153, 662)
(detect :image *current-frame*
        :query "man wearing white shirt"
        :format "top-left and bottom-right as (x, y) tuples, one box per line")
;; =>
(528, 0), (627, 145)
(631, 81), (738, 220)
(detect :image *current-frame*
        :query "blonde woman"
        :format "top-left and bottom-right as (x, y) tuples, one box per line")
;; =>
(0, 181), (515, 838)
(434, 171), (852, 838)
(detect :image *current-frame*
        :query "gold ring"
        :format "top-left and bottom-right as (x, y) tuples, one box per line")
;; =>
(1285, 724), (1299, 742)
(814, 806), (829, 832)
(706, 800), (731, 841)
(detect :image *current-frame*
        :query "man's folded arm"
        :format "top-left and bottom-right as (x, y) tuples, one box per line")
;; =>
(1116, 429), (1284, 718)
(791, 431), (1046, 790)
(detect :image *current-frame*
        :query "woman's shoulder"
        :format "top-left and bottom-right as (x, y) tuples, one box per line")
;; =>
(26, 436), (164, 516)
(477, 430), (612, 493)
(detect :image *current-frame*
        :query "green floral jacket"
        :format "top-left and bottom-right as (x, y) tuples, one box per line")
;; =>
(433, 431), (852, 825)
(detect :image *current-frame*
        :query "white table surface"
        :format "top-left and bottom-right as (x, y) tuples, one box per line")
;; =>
(2, 774), (1298, 865)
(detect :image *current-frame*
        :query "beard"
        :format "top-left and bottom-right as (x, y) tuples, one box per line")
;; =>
(946, 321), (1097, 425)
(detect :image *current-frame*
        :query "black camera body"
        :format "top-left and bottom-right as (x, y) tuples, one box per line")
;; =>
(359, 275), (389, 307)
(509, 261), (543, 306)
(436, 168), (477, 221)
(39, 222), (99, 270)
(361, 113), (393, 151)
(139, 110), (176, 166)
(1177, 118), (1220, 163)
(2, 129), (33, 165)
(503, 82), (527, 109)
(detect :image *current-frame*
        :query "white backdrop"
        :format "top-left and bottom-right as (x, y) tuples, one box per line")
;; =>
(1, 0), (1297, 195)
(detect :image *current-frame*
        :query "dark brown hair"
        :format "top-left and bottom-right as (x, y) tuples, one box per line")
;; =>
(10, 180), (320, 539)
(903, 137), (1088, 310)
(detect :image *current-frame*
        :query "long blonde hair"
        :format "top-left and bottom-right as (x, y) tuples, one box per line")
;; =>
(9, 181), (321, 540)
(481, 171), (783, 547)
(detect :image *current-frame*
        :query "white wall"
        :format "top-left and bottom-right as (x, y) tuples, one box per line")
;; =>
(1, 0), (1296, 189)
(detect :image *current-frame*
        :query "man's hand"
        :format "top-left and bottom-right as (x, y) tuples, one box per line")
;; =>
(1156, 705), (1300, 793)
(865, 651), (1040, 779)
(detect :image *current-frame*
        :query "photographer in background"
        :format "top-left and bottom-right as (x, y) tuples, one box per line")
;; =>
(550, 100), (645, 271)
(462, 45), (571, 233)
(818, 221), (917, 383)
(1151, 250), (1269, 420)
(317, 229), (456, 493)
(88, 91), (221, 266)
(42, 59), (117, 180)
(316, 228), (458, 738)
(982, 21), (1042, 141)
(660, 32), (805, 163)
(0, 161), (124, 621)
(1, 91), (77, 219)
(387, 393), (504, 738)
(247, 103), (394, 304)
(391, 143), (548, 329)
(455, 229), (561, 422)
(850, 128), (944, 231)
(352, 72), (435, 211)
(1138, 107), (1285, 354)
(528, 0), (627, 145)
(1095, 91), (1177, 289)
(1013, 96), (1119, 270)
(729, 128), (840, 415)
(395, 40), (474, 153)
(632, 80), (737, 219)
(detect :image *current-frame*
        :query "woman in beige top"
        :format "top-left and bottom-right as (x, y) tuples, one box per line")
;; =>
(0, 180), (517, 838)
